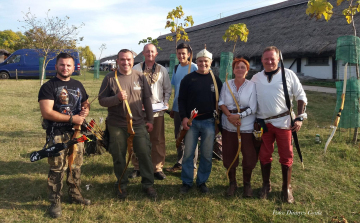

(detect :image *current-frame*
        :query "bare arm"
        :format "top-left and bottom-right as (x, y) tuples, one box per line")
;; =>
(39, 99), (85, 125)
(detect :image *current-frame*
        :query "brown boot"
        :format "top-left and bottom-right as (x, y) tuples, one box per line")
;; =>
(226, 169), (237, 196)
(226, 182), (237, 196)
(281, 164), (294, 203)
(48, 170), (64, 218)
(260, 162), (272, 199)
(243, 168), (253, 197)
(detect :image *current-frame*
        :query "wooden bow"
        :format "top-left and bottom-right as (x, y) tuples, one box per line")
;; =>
(324, 63), (348, 153)
(115, 70), (135, 193)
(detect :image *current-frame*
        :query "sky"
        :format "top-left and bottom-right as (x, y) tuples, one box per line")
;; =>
(0, 0), (287, 59)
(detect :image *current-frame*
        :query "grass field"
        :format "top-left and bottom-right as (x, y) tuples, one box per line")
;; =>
(0, 71), (359, 222)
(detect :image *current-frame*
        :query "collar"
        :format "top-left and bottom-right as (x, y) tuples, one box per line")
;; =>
(142, 62), (157, 73)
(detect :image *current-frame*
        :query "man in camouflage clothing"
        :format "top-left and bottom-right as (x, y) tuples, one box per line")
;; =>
(38, 53), (91, 218)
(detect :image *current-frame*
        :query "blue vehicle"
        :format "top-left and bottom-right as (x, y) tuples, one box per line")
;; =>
(0, 49), (80, 79)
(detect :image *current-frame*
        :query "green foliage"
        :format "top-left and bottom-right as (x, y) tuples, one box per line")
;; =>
(0, 30), (27, 52)
(78, 46), (96, 68)
(222, 23), (249, 43)
(306, 0), (360, 24)
(165, 5), (194, 48)
(306, 0), (334, 21)
(138, 37), (162, 50)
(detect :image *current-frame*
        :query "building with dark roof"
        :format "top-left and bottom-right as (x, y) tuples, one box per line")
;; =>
(135, 0), (359, 79)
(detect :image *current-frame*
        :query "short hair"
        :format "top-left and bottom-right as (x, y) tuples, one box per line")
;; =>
(262, 46), (280, 57)
(232, 57), (250, 71)
(176, 43), (192, 54)
(117, 49), (133, 58)
(56, 53), (74, 64)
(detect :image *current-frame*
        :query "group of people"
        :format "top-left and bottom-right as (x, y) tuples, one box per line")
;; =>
(38, 44), (307, 218)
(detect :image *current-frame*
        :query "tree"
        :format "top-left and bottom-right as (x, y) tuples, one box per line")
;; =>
(165, 5), (194, 50)
(98, 44), (106, 60)
(222, 23), (249, 52)
(78, 46), (96, 69)
(138, 37), (162, 50)
(306, 0), (360, 143)
(20, 9), (84, 85)
(306, 0), (359, 35)
(0, 30), (27, 53)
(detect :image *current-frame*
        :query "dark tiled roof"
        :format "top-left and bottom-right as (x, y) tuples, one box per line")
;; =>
(135, 0), (358, 63)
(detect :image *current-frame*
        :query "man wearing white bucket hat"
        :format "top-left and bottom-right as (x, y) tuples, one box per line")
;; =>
(178, 47), (222, 194)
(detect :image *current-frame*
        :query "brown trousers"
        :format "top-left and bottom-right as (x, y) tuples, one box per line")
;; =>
(132, 116), (166, 172)
(222, 130), (257, 171)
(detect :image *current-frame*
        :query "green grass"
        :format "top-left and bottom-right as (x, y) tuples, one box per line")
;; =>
(0, 72), (359, 222)
(300, 80), (336, 88)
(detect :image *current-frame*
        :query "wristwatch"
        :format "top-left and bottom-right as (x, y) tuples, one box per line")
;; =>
(294, 117), (303, 122)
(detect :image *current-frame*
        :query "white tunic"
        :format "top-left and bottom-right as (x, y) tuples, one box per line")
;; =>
(133, 62), (172, 117)
(251, 68), (307, 129)
(218, 79), (257, 132)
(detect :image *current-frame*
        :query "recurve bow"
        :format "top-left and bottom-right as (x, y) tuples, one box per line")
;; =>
(115, 70), (135, 193)
(324, 63), (348, 153)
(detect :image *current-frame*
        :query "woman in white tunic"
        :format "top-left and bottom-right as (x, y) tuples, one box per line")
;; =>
(219, 58), (257, 197)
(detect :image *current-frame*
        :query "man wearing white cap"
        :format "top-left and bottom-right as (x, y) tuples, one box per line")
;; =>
(178, 47), (222, 194)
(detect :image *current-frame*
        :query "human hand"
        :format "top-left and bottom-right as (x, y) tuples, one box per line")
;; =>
(182, 118), (190, 130)
(72, 115), (85, 125)
(291, 121), (302, 132)
(169, 110), (175, 119)
(146, 123), (153, 132)
(117, 90), (127, 101)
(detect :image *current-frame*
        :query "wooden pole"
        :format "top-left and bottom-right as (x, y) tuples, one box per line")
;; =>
(16, 69), (18, 81)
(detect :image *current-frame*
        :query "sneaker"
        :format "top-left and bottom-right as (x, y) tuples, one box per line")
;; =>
(165, 163), (182, 172)
(117, 188), (128, 200)
(49, 202), (62, 218)
(154, 171), (166, 180)
(128, 170), (140, 179)
(144, 187), (157, 198)
(180, 184), (192, 194)
(198, 183), (209, 194)
(69, 197), (91, 205)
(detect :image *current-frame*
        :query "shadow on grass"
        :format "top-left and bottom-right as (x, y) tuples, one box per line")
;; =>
(0, 160), (48, 175)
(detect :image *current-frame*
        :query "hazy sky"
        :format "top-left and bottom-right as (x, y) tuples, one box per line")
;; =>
(0, 0), (287, 58)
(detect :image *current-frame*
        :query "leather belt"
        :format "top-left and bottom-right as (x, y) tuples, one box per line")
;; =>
(264, 111), (290, 120)
(229, 107), (248, 113)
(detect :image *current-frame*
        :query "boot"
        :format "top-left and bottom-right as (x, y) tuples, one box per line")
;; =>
(281, 164), (294, 203)
(67, 168), (91, 205)
(226, 169), (237, 196)
(48, 170), (63, 218)
(243, 168), (253, 197)
(260, 162), (272, 199)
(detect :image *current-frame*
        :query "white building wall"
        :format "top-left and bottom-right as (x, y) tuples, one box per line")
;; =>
(250, 56), (337, 79)
(283, 59), (297, 73)
(300, 56), (333, 79)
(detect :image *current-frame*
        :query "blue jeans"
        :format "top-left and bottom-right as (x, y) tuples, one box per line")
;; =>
(181, 118), (216, 186)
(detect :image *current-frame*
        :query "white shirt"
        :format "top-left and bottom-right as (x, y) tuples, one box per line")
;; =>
(219, 79), (257, 132)
(251, 68), (307, 129)
(133, 62), (172, 117)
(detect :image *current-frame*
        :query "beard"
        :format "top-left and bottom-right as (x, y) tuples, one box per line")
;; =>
(56, 70), (71, 79)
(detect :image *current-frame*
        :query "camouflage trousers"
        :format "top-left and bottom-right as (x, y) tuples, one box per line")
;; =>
(47, 132), (84, 203)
